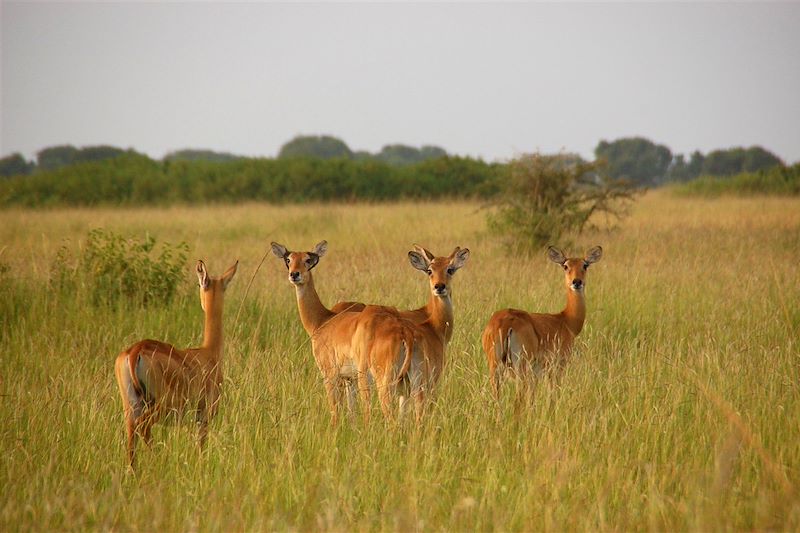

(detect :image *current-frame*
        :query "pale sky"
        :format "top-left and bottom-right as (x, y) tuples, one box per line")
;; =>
(2, 2), (799, 164)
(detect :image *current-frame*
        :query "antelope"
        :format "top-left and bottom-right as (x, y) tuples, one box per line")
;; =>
(114, 259), (238, 468)
(333, 245), (470, 415)
(271, 240), (419, 425)
(404, 245), (470, 393)
(335, 245), (470, 343)
(482, 246), (602, 399)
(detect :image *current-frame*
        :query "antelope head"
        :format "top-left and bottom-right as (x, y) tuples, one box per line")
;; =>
(547, 245), (603, 293)
(196, 259), (238, 311)
(408, 245), (470, 298)
(271, 240), (327, 286)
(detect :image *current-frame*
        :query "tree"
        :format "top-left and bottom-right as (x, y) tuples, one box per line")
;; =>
(36, 144), (131, 171)
(487, 153), (638, 253)
(0, 153), (35, 178)
(164, 149), (241, 162)
(594, 137), (672, 187)
(375, 144), (448, 166)
(74, 145), (128, 163)
(37, 145), (79, 171)
(702, 146), (782, 177)
(742, 146), (783, 173)
(278, 135), (353, 159)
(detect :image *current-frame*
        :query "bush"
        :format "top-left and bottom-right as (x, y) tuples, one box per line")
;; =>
(671, 164), (800, 197)
(52, 228), (189, 307)
(486, 153), (637, 253)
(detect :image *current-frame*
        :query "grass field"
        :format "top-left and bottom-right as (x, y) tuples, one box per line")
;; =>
(1, 192), (799, 531)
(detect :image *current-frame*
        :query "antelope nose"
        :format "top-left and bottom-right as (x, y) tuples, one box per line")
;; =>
(434, 283), (446, 293)
(290, 271), (300, 281)
(572, 279), (583, 289)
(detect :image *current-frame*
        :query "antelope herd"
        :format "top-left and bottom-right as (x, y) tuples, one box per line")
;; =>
(114, 241), (602, 468)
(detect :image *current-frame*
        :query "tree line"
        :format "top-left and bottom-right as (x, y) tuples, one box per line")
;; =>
(0, 135), (793, 206)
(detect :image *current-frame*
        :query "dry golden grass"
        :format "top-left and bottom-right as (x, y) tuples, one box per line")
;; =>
(1, 191), (798, 531)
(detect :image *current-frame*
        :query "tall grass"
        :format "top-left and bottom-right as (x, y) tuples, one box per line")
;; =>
(1, 192), (798, 530)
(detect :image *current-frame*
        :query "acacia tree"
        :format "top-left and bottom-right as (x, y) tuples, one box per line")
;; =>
(487, 153), (637, 253)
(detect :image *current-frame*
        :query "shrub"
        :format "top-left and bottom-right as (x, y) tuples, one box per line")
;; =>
(671, 164), (800, 197)
(486, 153), (637, 253)
(52, 228), (189, 307)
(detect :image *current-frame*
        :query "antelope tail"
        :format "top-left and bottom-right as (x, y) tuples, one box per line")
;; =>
(126, 343), (146, 398)
(496, 326), (513, 366)
(395, 330), (415, 385)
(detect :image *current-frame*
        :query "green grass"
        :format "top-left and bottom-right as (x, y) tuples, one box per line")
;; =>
(1, 193), (799, 531)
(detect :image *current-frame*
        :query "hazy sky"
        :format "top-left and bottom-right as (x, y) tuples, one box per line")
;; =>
(2, 2), (799, 163)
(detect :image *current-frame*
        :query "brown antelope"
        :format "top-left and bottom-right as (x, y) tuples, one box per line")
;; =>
(482, 245), (602, 399)
(271, 240), (419, 425)
(332, 245), (470, 416)
(404, 245), (470, 393)
(335, 245), (470, 343)
(114, 259), (238, 468)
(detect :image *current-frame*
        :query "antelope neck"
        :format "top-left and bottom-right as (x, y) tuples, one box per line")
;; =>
(425, 293), (454, 343)
(560, 287), (586, 336)
(202, 297), (225, 353)
(294, 273), (335, 334)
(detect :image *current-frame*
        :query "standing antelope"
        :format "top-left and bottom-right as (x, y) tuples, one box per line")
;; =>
(337, 245), (470, 342)
(482, 246), (602, 399)
(332, 245), (470, 417)
(270, 241), (419, 425)
(114, 259), (237, 468)
(404, 245), (470, 398)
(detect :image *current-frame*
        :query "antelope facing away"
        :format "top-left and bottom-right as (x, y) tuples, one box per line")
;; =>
(482, 246), (602, 399)
(114, 259), (237, 468)
(271, 240), (420, 425)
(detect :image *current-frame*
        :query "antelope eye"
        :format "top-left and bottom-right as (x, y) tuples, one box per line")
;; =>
(426, 269), (432, 276)
(563, 264), (568, 271)
(446, 267), (455, 275)
(583, 262), (590, 270)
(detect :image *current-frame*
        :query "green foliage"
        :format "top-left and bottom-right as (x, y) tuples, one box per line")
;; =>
(36, 144), (131, 172)
(0, 153), (501, 206)
(36, 144), (79, 171)
(595, 137), (673, 187)
(52, 228), (189, 307)
(668, 146), (784, 183)
(671, 163), (800, 197)
(0, 152), (35, 178)
(0, 153), (164, 206)
(701, 146), (783, 177)
(278, 135), (354, 159)
(487, 153), (637, 252)
(374, 144), (447, 166)
(667, 150), (705, 182)
(163, 149), (242, 163)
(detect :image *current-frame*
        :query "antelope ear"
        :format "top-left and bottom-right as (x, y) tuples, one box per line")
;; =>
(413, 244), (435, 261)
(547, 246), (567, 265)
(585, 246), (603, 264)
(221, 260), (238, 289)
(271, 242), (288, 259)
(408, 250), (430, 271)
(196, 260), (210, 289)
(312, 240), (328, 257)
(449, 248), (470, 271)
(306, 253), (321, 271)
